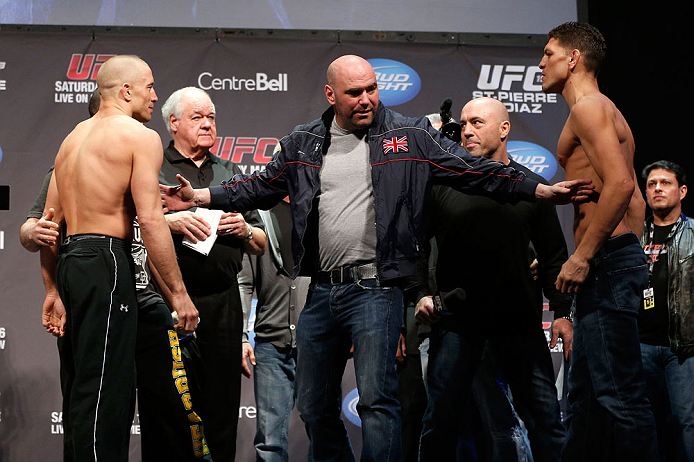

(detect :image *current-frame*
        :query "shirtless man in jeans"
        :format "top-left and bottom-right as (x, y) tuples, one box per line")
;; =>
(539, 22), (657, 461)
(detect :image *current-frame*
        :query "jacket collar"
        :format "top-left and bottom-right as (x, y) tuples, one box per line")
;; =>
(319, 103), (386, 132)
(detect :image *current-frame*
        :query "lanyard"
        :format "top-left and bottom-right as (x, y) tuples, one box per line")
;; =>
(646, 213), (684, 284)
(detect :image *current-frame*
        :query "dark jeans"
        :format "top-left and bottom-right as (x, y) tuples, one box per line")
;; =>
(253, 341), (298, 462)
(296, 279), (403, 462)
(563, 233), (658, 462)
(470, 344), (534, 462)
(419, 325), (564, 462)
(640, 343), (694, 462)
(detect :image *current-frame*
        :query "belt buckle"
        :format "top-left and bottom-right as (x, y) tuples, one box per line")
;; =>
(329, 267), (344, 284)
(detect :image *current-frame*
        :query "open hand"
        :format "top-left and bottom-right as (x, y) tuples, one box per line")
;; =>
(160, 174), (196, 212)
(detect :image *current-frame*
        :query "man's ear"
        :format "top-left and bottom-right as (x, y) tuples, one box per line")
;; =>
(169, 114), (178, 134)
(499, 120), (511, 141)
(325, 84), (336, 105)
(568, 49), (581, 70)
(121, 83), (132, 102)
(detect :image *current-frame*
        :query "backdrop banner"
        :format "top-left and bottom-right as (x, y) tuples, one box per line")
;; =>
(0, 29), (570, 461)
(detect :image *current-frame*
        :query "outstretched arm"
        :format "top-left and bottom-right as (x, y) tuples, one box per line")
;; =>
(535, 179), (595, 205)
(160, 174), (211, 212)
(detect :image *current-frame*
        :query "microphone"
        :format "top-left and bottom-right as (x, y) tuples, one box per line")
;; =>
(439, 98), (453, 125)
(432, 288), (467, 313)
(438, 98), (462, 143)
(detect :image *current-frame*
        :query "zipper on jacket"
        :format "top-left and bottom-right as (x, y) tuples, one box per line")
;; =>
(296, 141), (323, 276)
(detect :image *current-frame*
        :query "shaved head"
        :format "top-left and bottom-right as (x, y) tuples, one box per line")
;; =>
(462, 97), (509, 125)
(97, 55), (150, 99)
(95, 55), (157, 122)
(325, 55), (379, 131)
(460, 97), (511, 162)
(326, 55), (373, 86)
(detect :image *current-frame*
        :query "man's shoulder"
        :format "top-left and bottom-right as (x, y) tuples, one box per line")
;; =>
(569, 92), (615, 123)
(93, 115), (159, 149)
(378, 107), (427, 130)
(100, 113), (150, 131)
(290, 115), (327, 137)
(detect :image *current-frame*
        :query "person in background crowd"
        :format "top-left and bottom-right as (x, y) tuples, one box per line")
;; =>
(640, 160), (694, 462)
(415, 97), (570, 462)
(239, 196), (312, 461)
(159, 86), (266, 462)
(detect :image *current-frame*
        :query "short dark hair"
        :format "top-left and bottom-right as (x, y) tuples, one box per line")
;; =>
(88, 89), (101, 117)
(642, 160), (688, 186)
(548, 22), (606, 76)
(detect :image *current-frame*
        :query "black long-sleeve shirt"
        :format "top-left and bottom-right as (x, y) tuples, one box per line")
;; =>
(430, 159), (571, 334)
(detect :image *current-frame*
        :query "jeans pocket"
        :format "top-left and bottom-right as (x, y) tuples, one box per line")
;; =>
(606, 263), (648, 315)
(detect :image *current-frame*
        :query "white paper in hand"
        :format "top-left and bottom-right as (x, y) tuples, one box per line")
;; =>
(181, 207), (223, 256)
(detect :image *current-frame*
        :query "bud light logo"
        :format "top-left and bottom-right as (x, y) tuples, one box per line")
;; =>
(508, 141), (558, 181)
(368, 59), (421, 107)
(342, 388), (361, 427)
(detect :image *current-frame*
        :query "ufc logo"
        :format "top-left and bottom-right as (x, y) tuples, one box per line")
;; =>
(211, 136), (278, 164)
(476, 65), (542, 92)
(66, 54), (116, 80)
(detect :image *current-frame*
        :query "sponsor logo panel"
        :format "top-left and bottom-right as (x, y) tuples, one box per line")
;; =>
(210, 136), (278, 173)
(198, 72), (287, 92)
(368, 58), (421, 107)
(472, 64), (558, 114)
(49, 411), (142, 434)
(508, 140), (558, 181)
(54, 54), (114, 105)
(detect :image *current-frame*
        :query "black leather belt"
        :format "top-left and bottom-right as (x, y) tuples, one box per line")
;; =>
(597, 233), (639, 256)
(314, 262), (378, 284)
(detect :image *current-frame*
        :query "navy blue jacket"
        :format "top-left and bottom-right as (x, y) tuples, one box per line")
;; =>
(209, 104), (539, 287)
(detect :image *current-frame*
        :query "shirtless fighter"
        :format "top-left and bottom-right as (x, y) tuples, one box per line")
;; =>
(539, 22), (658, 461)
(40, 55), (199, 462)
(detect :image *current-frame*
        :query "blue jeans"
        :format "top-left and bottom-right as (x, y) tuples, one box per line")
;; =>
(296, 279), (403, 462)
(640, 343), (694, 462)
(419, 326), (564, 462)
(563, 234), (658, 462)
(253, 341), (297, 462)
(471, 344), (535, 462)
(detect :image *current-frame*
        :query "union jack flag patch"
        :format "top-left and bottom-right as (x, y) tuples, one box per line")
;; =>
(383, 136), (408, 154)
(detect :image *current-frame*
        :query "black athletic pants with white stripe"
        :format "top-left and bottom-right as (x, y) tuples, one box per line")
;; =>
(57, 236), (137, 462)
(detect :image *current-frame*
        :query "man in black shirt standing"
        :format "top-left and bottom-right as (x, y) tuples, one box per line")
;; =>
(416, 97), (571, 461)
(159, 86), (267, 462)
(639, 160), (694, 462)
